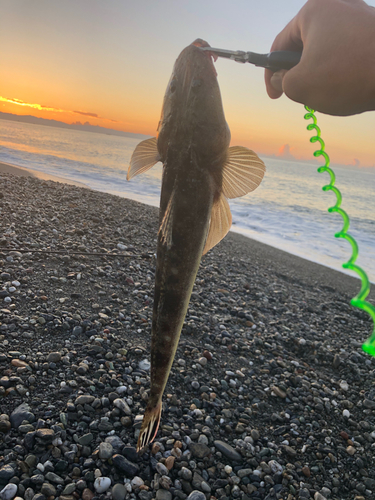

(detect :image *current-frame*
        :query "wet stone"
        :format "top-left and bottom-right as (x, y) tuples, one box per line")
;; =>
(156, 463), (169, 476)
(47, 352), (61, 363)
(250, 429), (260, 441)
(62, 484), (76, 495)
(30, 475), (44, 486)
(40, 483), (56, 497)
(112, 454), (139, 476)
(314, 493), (327, 500)
(98, 420), (113, 431)
(165, 456), (175, 470)
(0, 484), (17, 500)
(181, 467), (193, 481)
(0, 465), (15, 482)
(44, 472), (64, 484)
(214, 440), (242, 462)
(111, 484), (126, 500)
(10, 403), (35, 428)
(113, 398), (131, 415)
(94, 477), (111, 494)
(35, 429), (55, 442)
(75, 395), (95, 405)
(192, 472), (204, 490)
(31, 494), (45, 500)
(237, 468), (252, 478)
(138, 492), (153, 500)
(282, 445), (297, 457)
(78, 433), (94, 446)
(82, 489), (94, 500)
(363, 399), (375, 409)
(18, 423), (35, 433)
(333, 354), (341, 368)
(98, 442), (113, 459)
(0, 420), (11, 433)
(155, 490), (172, 500)
(122, 446), (137, 462)
(24, 489), (34, 500)
(189, 442), (211, 459)
(272, 386), (286, 398)
(24, 430), (35, 450)
(131, 477), (144, 489)
(299, 488), (311, 499)
(186, 492), (206, 500)
(25, 455), (37, 468)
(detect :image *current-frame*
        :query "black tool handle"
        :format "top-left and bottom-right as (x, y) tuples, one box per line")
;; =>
(250, 50), (302, 71)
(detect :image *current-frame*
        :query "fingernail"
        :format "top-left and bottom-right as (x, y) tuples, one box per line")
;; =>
(270, 72), (284, 94)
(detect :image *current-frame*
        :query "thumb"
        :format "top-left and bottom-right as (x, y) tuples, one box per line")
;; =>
(281, 62), (314, 107)
(270, 70), (287, 95)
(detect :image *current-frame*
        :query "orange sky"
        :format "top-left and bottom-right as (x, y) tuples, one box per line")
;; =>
(1, 0), (374, 167)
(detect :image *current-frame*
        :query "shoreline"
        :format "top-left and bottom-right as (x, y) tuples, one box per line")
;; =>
(227, 230), (374, 302)
(0, 161), (90, 189)
(0, 159), (373, 298)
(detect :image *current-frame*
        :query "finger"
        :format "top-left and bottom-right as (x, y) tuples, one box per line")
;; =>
(270, 17), (303, 53)
(265, 16), (303, 98)
(270, 70), (287, 95)
(282, 67), (310, 107)
(265, 68), (283, 99)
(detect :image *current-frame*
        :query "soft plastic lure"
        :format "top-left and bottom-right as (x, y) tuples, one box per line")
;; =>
(304, 106), (375, 356)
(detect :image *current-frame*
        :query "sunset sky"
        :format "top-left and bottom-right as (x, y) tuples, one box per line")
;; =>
(1, 0), (374, 166)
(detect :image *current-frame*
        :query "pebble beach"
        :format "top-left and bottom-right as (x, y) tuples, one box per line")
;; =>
(1, 166), (375, 500)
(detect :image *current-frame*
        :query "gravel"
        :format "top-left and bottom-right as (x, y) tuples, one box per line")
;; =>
(1, 172), (375, 500)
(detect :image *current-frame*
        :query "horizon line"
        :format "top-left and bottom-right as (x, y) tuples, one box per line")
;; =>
(1, 110), (374, 170)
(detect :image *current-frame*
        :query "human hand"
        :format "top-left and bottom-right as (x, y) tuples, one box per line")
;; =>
(265, 0), (375, 115)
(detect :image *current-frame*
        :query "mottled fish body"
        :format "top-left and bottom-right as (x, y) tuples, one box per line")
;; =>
(127, 39), (266, 451)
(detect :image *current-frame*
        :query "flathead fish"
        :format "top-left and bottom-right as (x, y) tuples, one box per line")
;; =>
(127, 39), (266, 451)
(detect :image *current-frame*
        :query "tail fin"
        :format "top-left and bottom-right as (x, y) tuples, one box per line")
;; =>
(136, 400), (162, 452)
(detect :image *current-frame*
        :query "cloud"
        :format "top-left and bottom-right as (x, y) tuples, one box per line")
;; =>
(0, 95), (117, 123)
(277, 144), (296, 161)
(73, 110), (99, 118)
(73, 110), (118, 123)
(351, 158), (361, 167)
(0, 95), (65, 113)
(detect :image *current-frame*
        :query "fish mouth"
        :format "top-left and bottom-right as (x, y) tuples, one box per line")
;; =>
(190, 38), (218, 74)
(191, 38), (218, 61)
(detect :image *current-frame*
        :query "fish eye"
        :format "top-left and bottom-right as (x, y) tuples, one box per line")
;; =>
(169, 83), (176, 93)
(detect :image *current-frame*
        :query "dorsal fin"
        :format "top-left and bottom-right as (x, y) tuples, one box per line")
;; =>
(222, 146), (266, 199)
(202, 193), (232, 255)
(127, 137), (161, 180)
(158, 190), (174, 249)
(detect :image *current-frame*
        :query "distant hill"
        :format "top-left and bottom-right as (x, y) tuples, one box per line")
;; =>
(0, 111), (150, 140)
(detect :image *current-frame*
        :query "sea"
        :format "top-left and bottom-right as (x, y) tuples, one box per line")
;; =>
(1, 118), (374, 283)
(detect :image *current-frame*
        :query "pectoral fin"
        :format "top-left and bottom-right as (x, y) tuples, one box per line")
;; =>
(203, 193), (232, 255)
(158, 191), (174, 249)
(127, 137), (161, 180)
(222, 146), (266, 199)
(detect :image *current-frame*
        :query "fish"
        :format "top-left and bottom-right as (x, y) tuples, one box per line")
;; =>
(127, 39), (266, 452)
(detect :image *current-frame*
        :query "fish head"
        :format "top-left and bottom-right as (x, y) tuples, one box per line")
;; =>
(157, 39), (230, 165)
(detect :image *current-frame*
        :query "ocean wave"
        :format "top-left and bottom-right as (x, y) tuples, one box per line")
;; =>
(1, 118), (374, 282)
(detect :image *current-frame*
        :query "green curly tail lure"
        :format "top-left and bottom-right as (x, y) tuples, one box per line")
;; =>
(304, 106), (375, 356)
